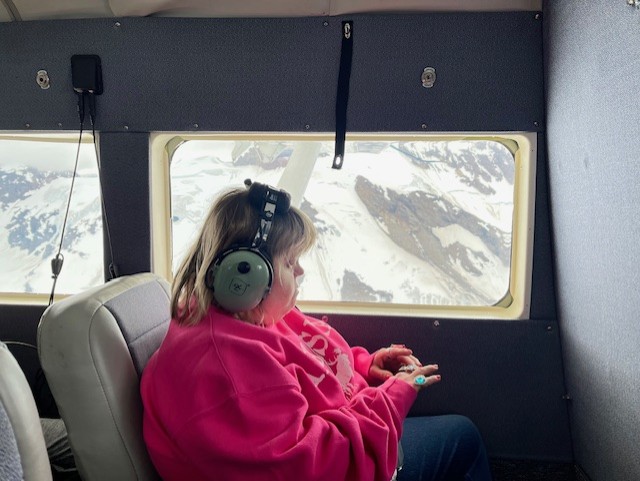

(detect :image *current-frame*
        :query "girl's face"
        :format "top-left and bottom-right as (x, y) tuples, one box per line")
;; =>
(260, 252), (304, 325)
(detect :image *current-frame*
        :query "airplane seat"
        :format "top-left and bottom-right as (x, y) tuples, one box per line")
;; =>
(38, 273), (171, 481)
(0, 341), (53, 481)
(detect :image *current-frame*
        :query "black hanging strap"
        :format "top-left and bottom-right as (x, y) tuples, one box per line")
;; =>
(333, 20), (353, 170)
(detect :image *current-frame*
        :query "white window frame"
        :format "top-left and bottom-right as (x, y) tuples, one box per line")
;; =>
(150, 132), (536, 319)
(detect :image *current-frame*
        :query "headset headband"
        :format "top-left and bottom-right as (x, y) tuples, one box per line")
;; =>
(245, 179), (291, 250)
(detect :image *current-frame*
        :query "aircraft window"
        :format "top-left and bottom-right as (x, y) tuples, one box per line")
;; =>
(0, 135), (104, 300)
(153, 133), (535, 319)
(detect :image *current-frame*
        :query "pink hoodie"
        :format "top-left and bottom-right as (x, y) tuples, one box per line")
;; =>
(141, 307), (417, 481)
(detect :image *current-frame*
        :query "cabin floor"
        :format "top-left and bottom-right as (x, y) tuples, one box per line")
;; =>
(490, 459), (585, 481)
(52, 460), (584, 480)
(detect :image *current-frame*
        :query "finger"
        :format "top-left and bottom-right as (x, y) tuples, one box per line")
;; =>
(419, 374), (441, 387)
(403, 372), (441, 392)
(372, 348), (393, 365)
(395, 355), (418, 366)
(386, 347), (413, 360)
(408, 355), (423, 366)
(370, 365), (394, 381)
(416, 364), (439, 376)
(412, 368), (441, 388)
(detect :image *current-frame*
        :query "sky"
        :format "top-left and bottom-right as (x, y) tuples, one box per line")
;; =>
(0, 136), (97, 171)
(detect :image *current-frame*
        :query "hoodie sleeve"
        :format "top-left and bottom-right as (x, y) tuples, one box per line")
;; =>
(351, 346), (378, 383)
(175, 375), (417, 481)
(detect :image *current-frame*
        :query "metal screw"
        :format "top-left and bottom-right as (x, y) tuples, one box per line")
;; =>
(123, 125), (129, 130)
(25, 123), (30, 128)
(546, 325), (553, 332)
(534, 121), (539, 127)
(421, 124), (427, 130)
(193, 123), (199, 129)
(58, 123), (63, 127)
(114, 21), (121, 28)
(36, 70), (50, 89)
(305, 124), (310, 130)
(323, 21), (329, 27)
(535, 13), (541, 20)
(421, 67), (436, 88)
(433, 320), (440, 328)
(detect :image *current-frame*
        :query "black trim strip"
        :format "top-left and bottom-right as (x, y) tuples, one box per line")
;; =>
(333, 20), (353, 170)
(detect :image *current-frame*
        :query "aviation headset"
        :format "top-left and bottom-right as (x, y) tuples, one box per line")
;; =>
(205, 180), (291, 313)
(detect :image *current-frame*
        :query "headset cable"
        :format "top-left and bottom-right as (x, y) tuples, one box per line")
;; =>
(48, 93), (86, 305)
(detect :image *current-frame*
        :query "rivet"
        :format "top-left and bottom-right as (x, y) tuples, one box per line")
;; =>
(25, 123), (31, 128)
(323, 21), (329, 27)
(305, 124), (310, 130)
(433, 320), (440, 328)
(534, 121), (539, 127)
(124, 125), (129, 130)
(546, 325), (553, 331)
(193, 123), (199, 129)
(421, 67), (436, 88)
(535, 13), (541, 20)
(58, 123), (63, 127)
(114, 21), (121, 28)
(421, 124), (427, 130)
(36, 70), (50, 90)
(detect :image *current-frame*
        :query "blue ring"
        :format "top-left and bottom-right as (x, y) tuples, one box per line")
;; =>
(414, 375), (427, 386)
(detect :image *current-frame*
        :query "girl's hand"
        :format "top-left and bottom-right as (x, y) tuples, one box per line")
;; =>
(369, 344), (423, 382)
(396, 364), (441, 393)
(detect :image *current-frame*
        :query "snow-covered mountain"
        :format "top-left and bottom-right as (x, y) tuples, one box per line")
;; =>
(1, 139), (513, 304)
(0, 166), (103, 294)
(171, 140), (514, 306)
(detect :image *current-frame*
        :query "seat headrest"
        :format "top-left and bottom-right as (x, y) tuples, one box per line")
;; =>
(38, 272), (169, 481)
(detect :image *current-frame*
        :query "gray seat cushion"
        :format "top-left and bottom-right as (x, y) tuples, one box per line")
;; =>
(38, 273), (170, 481)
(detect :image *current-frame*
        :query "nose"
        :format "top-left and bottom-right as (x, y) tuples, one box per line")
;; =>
(295, 262), (304, 277)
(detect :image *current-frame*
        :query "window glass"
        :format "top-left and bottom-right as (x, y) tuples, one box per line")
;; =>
(0, 136), (104, 295)
(170, 138), (515, 307)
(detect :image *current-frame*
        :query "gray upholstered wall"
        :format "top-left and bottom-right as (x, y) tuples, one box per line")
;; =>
(0, 13), (542, 133)
(544, 2), (640, 480)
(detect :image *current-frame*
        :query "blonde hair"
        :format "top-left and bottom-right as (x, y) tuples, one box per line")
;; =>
(171, 186), (317, 325)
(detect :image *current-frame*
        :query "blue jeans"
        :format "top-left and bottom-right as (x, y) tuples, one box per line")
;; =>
(398, 415), (492, 481)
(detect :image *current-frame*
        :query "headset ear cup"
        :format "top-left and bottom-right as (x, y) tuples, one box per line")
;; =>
(209, 248), (273, 313)
(204, 261), (218, 290)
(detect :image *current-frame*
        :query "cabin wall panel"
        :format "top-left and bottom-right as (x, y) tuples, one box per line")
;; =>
(544, 2), (640, 480)
(326, 315), (572, 461)
(0, 13), (541, 132)
(98, 132), (151, 276)
(349, 13), (543, 132)
(530, 132), (558, 320)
